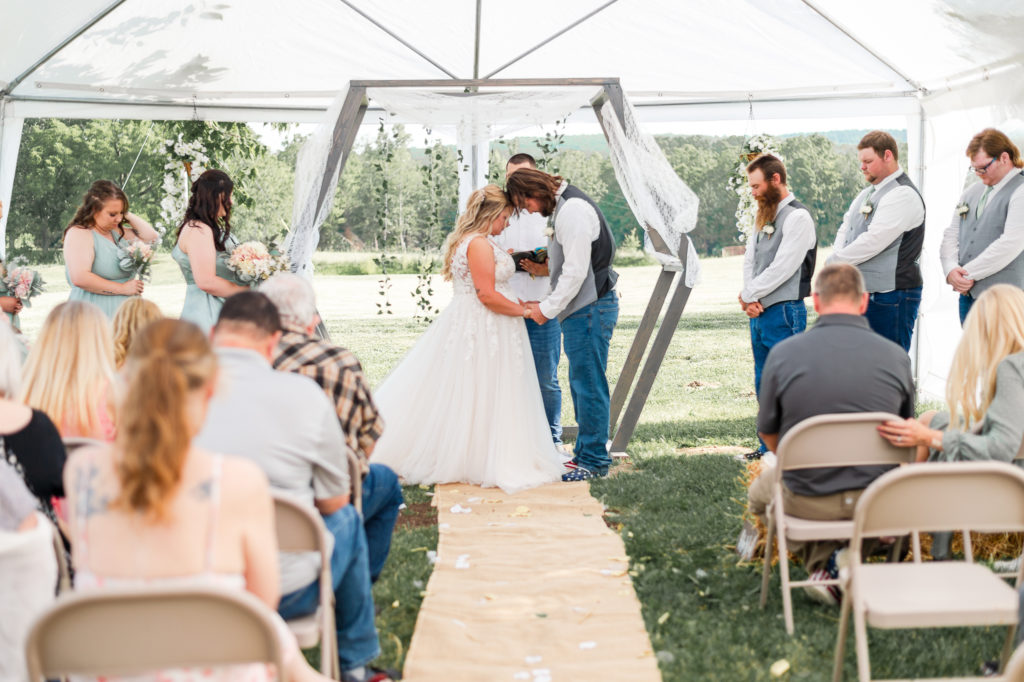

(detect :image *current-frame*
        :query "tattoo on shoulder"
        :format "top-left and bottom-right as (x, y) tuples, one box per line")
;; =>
(74, 465), (110, 519)
(190, 478), (213, 501)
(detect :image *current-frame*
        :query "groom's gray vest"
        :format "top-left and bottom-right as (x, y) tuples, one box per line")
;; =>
(958, 171), (1024, 297)
(547, 185), (618, 321)
(840, 173), (925, 293)
(752, 199), (817, 308)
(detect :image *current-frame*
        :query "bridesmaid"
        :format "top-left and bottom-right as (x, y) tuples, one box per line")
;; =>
(0, 201), (24, 323)
(63, 181), (159, 319)
(171, 169), (248, 333)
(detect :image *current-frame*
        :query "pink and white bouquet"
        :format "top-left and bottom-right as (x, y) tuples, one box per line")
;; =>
(1, 257), (46, 306)
(117, 241), (156, 281)
(226, 241), (290, 286)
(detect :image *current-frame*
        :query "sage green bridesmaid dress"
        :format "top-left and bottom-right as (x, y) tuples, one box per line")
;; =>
(66, 230), (132, 319)
(171, 234), (240, 333)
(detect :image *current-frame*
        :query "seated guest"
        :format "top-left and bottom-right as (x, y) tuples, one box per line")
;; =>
(21, 301), (117, 441)
(880, 283), (1024, 464)
(112, 296), (164, 368)
(261, 273), (402, 583)
(0, 320), (66, 526)
(747, 263), (915, 603)
(63, 319), (334, 682)
(195, 293), (390, 682)
(0, 459), (58, 682)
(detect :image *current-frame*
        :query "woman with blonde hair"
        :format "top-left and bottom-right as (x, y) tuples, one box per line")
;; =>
(63, 180), (160, 318)
(63, 319), (336, 682)
(879, 283), (1024, 464)
(21, 301), (117, 441)
(112, 297), (164, 368)
(371, 184), (563, 492)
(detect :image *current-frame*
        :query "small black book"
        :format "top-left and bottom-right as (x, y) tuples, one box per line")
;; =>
(511, 247), (548, 272)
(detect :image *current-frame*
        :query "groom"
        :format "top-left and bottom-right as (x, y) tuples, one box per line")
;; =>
(507, 168), (619, 482)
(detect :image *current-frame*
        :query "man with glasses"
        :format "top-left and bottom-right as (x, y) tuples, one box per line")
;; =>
(828, 131), (926, 352)
(940, 128), (1024, 324)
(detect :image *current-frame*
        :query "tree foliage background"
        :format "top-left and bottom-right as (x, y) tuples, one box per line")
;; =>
(6, 118), (903, 261)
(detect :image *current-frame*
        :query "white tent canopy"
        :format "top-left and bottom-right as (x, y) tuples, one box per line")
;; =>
(3, 0), (1024, 398)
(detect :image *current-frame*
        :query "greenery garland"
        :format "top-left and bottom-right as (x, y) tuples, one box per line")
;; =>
(726, 133), (783, 242)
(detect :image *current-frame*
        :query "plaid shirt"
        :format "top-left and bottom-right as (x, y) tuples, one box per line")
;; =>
(272, 325), (384, 474)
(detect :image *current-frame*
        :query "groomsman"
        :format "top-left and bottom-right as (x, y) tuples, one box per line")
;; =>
(739, 154), (817, 459)
(507, 168), (618, 482)
(495, 153), (563, 445)
(940, 128), (1024, 324)
(827, 131), (925, 351)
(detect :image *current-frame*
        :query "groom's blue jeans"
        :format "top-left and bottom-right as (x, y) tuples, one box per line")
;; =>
(277, 505), (380, 670)
(561, 290), (619, 474)
(525, 317), (563, 444)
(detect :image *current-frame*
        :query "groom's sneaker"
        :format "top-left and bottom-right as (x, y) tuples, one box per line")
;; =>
(562, 466), (606, 482)
(564, 457), (580, 471)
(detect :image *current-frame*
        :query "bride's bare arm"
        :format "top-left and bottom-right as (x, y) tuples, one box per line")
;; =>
(467, 237), (529, 318)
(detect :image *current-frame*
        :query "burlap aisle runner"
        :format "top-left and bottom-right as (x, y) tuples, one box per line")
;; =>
(401, 482), (661, 682)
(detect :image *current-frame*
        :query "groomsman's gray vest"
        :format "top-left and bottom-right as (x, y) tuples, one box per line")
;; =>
(958, 171), (1024, 297)
(841, 173), (925, 293)
(547, 185), (618, 321)
(752, 199), (817, 308)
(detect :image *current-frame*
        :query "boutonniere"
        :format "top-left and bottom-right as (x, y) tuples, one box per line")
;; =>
(860, 200), (874, 216)
(544, 224), (555, 238)
(957, 202), (970, 218)
(761, 222), (775, 236)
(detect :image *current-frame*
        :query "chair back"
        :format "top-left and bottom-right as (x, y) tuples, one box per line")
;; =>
(853, 462), (1024, 540)
(774, 412), (914, 477)
(25, 586), (284, 681)
(61, 437), (105, 456)
(273, 495), (327, 553)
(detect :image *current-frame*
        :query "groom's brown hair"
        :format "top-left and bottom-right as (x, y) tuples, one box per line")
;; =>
(506, 167), (564, 217)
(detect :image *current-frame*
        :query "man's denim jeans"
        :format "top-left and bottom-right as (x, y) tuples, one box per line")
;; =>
(361, 463), (403, 583)
(749, 300), (807, 397)
(277, 505), (379, 670)
(525, 317), (563, 444)
(865, 286), (922, 352)
(561, 291), (618, 473)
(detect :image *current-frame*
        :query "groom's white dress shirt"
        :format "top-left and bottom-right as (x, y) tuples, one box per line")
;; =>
(539, 182), (600, 320)
(492, 210), (551, 302)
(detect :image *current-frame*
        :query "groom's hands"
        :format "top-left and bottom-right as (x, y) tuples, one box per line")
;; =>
(523, 300), (549, 325)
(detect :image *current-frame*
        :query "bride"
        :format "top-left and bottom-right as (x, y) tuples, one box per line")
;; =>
(371, 185), (565, 493)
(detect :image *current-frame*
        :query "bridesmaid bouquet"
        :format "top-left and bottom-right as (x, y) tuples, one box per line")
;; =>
(117, 241), (156, 281)
(226, 240), (290, 285)
(1, 257), (46, 306)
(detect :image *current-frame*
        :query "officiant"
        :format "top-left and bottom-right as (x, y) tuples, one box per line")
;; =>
(497, 154), (563, 446)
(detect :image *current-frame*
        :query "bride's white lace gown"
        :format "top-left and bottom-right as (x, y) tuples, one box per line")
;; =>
(371, 235), (564, 493)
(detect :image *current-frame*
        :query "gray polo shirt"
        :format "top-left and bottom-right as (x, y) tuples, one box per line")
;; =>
(196, 347), (350, 593)
(757, 314), (915, 496)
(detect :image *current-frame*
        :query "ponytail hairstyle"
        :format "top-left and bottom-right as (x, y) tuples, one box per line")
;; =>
(115, 319), (217, 521)
(112, 297), (165, 369)
(64, 180), (129, 238)
(440, 185), (511, 281)
(176, 169), (235, 252)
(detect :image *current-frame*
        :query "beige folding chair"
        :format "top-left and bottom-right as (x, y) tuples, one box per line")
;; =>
(25, 585), (285, 680)
(1000, 641), (1024, 681)
(759, 412), (915, 635)
(832, 462), (1024, 681)
(273, 495), (339, 679)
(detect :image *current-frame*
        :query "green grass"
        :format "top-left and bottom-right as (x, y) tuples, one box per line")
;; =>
(590, 455), (1007, 681)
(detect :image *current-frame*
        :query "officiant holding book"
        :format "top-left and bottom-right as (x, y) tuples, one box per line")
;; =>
(496, 154), (563, 445)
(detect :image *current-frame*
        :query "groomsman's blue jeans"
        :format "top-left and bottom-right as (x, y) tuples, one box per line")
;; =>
(278, 505), (380, 670)
(361, 463), (403, 583)
(749, 300), (807, 398)
(865, 287), (921, 352)
(959, 292), (975, 326)
(526, 317), (563, 444)
(561, 291), (619, 474)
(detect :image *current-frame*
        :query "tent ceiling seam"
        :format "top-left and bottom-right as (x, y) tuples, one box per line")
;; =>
(335, 0), (460, 79)
(798, 0), (927, 95)
(1, 0), (129, 97)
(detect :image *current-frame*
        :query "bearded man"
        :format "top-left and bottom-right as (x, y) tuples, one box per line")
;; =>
(739, 154), (817, 459)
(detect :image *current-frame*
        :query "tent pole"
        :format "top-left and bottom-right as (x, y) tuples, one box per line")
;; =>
(0, 99), (25, 262)
(334, 0), (459, 79)
(0, 0), (129, 97)
(910, 104), (926, 392)
(473, 0), (482, 79)
(482, 0), (621, 79)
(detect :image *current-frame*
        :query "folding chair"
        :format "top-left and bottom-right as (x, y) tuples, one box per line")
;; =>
(759, 412), (914, 635)
(24, 585), (285, 680)
(832, 462), (1024, 681)
(273, 495), (339, 679)
(1001, 640), (1024, 681)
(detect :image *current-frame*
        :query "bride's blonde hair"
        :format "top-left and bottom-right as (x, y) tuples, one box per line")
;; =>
(440, 185), (511, 281)
(946, 284), (1024, 430)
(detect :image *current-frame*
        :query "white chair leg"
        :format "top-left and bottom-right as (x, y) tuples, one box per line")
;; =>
(760, 520), (775, 609)
(777, 529), (794, 635)
(853, 602), (871, 682)
(1001, 624), (1016, 673)
(832, 591), (851, 682)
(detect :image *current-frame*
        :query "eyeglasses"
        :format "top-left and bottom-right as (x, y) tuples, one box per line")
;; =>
(971, 157), (998, 175)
